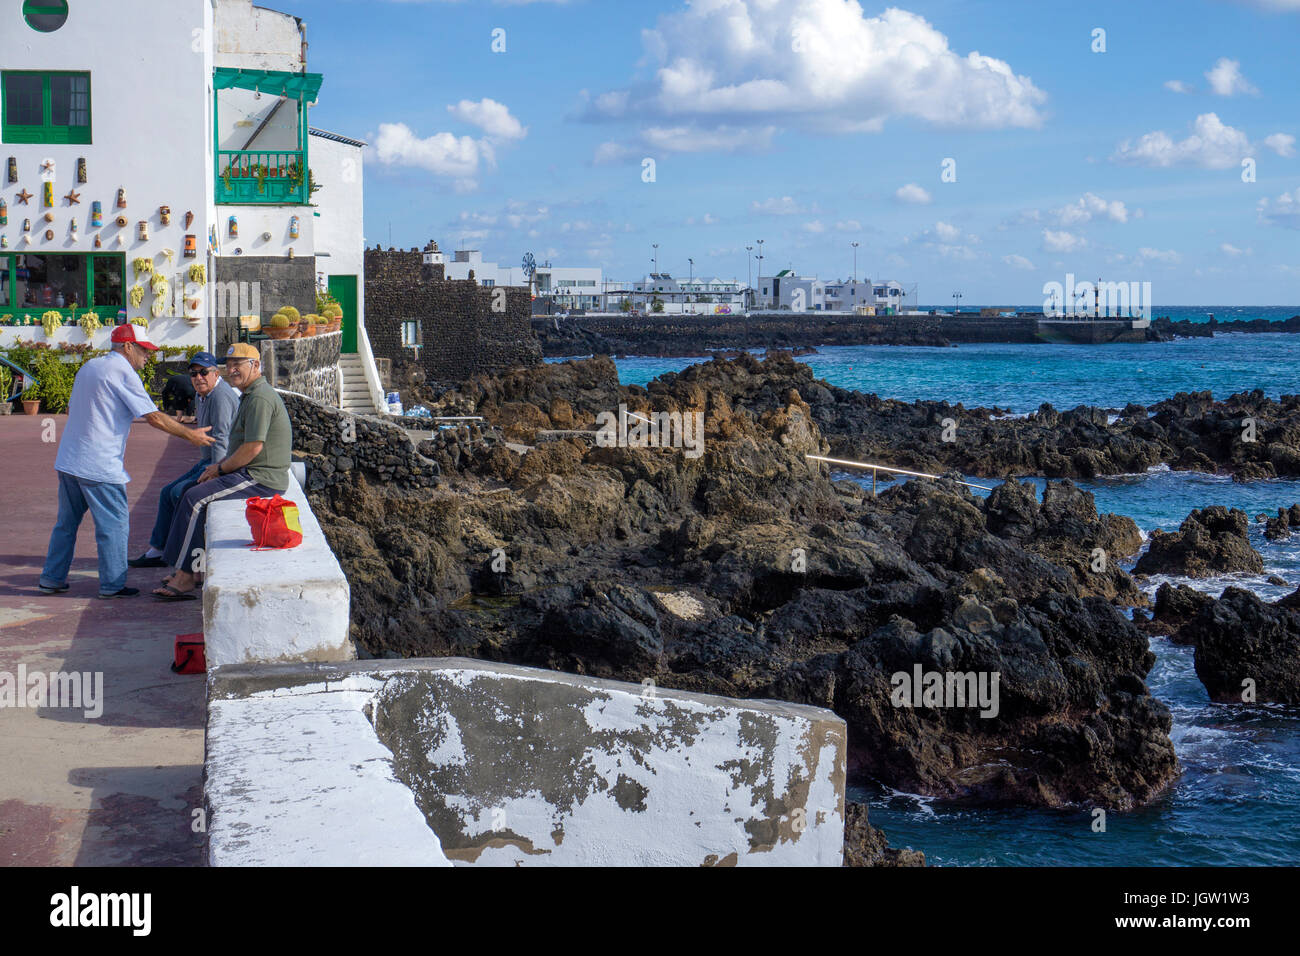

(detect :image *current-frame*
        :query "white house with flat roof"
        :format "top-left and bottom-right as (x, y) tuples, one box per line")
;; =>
(1, 0), (368, 361)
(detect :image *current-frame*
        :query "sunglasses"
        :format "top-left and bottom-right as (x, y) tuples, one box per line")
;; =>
(189, 367), (216, 378)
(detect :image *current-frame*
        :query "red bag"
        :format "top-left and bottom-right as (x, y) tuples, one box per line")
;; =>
(245, 495), (304, 550)
(171, 633), (206, 675)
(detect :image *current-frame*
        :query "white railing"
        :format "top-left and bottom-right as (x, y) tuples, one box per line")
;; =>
(805, 454), (993, 494)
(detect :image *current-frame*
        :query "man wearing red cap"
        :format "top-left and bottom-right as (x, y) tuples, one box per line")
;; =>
(38, 325), (216, 599)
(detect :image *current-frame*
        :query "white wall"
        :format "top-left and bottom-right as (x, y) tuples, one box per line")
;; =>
(1, 0), (214, 347)
(214, 0), (303, 72)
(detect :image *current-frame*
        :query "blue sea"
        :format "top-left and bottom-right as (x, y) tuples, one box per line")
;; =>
(568, 310), (1300, 866)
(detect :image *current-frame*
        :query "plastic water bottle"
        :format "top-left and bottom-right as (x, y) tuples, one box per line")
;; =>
(388, 401), (403, 416)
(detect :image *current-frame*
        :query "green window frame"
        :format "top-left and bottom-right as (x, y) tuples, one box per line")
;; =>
(2, 70), (92, 144)
(0, 252), (125, 322)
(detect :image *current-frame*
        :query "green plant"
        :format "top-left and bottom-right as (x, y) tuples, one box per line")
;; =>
(132, 257), (154, 279)
(315, 291), (339, 314)
(31, 352), (76, 413)
(270, 313), (291, 329)
(131, 316), (149, 328)
(0, 364), (12, 402)
(651, 298), (665, 314)
(619, 299), (632, 313)
(188, 264), (207, 285)
(256, 163), (268, 194)
(277, 306), (301, 324)
(78, 311), (102, 337)
(221, 165), (233, 191)
(41, 311), (63, 338)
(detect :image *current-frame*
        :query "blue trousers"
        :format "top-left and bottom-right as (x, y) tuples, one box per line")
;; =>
(163, 468), (278, 574)
(41, 471), (130, 596)
(148, 461), (207, 551)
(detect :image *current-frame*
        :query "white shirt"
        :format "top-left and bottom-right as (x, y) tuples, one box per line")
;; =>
(54, 350), (159, 484)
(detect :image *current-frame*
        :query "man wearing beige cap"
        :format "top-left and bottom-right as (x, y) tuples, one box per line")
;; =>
(155, 343), (293, 601)
(39, 324), (215, 599)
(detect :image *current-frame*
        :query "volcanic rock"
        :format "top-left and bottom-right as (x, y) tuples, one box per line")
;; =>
(1181, 587), (1300, 704)
(1133, 507), (1264, 578)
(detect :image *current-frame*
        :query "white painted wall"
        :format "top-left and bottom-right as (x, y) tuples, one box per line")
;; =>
(1, 0), (214, 347)
(213, 0), (303, 72)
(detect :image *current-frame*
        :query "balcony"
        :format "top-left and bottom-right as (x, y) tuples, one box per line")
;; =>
(217, 150), (308, 205)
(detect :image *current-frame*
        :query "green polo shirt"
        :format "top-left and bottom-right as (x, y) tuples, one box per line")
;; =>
(227, 375), (292, 492)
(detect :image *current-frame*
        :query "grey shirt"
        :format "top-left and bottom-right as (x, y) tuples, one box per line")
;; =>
(197, 377), (240, 464)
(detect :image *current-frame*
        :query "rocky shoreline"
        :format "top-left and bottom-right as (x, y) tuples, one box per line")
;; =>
(285, 351), (1300, 861)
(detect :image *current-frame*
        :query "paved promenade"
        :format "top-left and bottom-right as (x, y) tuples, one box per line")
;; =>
(0, 414), (206, 866)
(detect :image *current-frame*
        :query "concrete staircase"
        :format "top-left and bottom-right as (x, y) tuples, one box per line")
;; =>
(338, 352), (383, 416)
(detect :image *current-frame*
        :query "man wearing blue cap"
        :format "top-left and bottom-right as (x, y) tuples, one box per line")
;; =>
(128, 352), (240, 568)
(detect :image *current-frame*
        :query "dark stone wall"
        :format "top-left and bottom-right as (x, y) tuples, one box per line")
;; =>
(365, 246), (542, 386)
(281, 391), (441, 491)
(213, 255), (317, 352)
(261, 330), (341, 404)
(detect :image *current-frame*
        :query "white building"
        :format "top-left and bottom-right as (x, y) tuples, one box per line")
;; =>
(756, 270), (827, 311)
(444, 250), (604, 310)
(0, 0), (368, 361)
(823, 280), (874, 312)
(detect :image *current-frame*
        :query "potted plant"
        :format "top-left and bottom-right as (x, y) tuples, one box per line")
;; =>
(21, 381), (40, 416)
(256, 164), (269, 194)
(0, 366), (12, 415)
(266, 312), (294, 339)
(322, 303), (343, 333)
(300, 313), (319, 337)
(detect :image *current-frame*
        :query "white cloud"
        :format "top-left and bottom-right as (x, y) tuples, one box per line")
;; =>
(834, 220), (862, 232)
(447, 98), (527, 141)
(1205, 57), (1258, 96)
(1112, 113), (1254, 169)
(896, 183), (932, 204)
(592, 141), (636, 166)
(1219, 242), (1252, 256)
(1164, 80), (1192, 94)
(802, 220), (826, 233)
(1258, 188), (1300, 229)
(587, 1), (1046, 152)
(1055, 192), (1129, 225)
(1264, 133), (1297, 157)
(751, 196), (808, 215)
(1003, 254), (1035, 270)
(642, 124), (777, 153)
(1137, 247), (1181, 264)
(934, 221), (961, 242)
(1043, 229), (1086, 252)
(373, 122), (491, 188)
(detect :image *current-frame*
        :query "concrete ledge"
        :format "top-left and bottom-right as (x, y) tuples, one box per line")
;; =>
(202, 471), (354, 667)
(207, 659), (846, 866)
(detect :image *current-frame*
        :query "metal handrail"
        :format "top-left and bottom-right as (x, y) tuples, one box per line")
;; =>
(805, 454), (993, 494)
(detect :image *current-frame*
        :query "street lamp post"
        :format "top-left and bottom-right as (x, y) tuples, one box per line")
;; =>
(851, 241), (859, 284)
(652, 243), (659, 275)
(952, 292), (963, 314)
(756, 239), (765, 307)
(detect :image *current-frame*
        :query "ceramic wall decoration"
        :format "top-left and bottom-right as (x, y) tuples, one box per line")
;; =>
(289, 216), (300, 240)
(261, 231), (272, 242)
(42, 182), (54, 208)
(90, 201), (102, 228)
(116, 188), (127, 208)
(0, 199), (6, 226)
(115, 215), (128, 228)
(69, 218), (78, 237)
(22, 218), (31, 233)
(6, 157), (16, 183)
(184, 211), (194, 229)
(287, 247), (295, 259)
(228, 216), (238, 238)
(138, 221), (149, 242)
(44, 229), (54, 241)
(184, 234), (198, 258)
(93, 234), (102, 249)
(77, 158), (87, 183)
(15, 188), (32, 205)
(44, 212), (54, 223)
(64, 190), (80, 205)
(160, 206), (171, 226)
(0, 236), (7, 249)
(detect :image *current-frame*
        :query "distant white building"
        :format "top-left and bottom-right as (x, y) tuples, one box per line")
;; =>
(757, 270), (826, 311)
(445, 250), (603, 310)
(824, 280), (874, 312)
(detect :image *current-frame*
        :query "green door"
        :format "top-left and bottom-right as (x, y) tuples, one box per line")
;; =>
(328, 274), (359, 354)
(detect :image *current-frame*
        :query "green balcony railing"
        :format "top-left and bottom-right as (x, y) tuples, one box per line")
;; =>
(216, 150), (307, 205)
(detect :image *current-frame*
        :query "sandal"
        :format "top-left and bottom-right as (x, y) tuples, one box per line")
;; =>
(153, 584), (197, 602)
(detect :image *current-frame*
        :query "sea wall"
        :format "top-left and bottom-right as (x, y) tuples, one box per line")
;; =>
(532, 312), (1044, 357)
(206, 659), (847, 866)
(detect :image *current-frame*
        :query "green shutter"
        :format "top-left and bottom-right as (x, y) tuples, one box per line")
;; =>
(1, 71), (91, 144)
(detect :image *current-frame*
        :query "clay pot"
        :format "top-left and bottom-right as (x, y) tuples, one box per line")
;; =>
(22, 399), (40, 415)
(300, 322), (317, 337)
(266, 327), (293, 340)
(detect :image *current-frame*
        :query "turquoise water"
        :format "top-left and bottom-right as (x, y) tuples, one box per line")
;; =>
(597, 326), (1300, 866)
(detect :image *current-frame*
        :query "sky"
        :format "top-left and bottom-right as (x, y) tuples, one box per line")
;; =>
(303, 0), (1300, 304)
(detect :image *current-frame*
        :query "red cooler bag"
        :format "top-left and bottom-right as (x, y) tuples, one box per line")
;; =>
(245, 495), (304, 550)
(171, 634), (206, 675)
